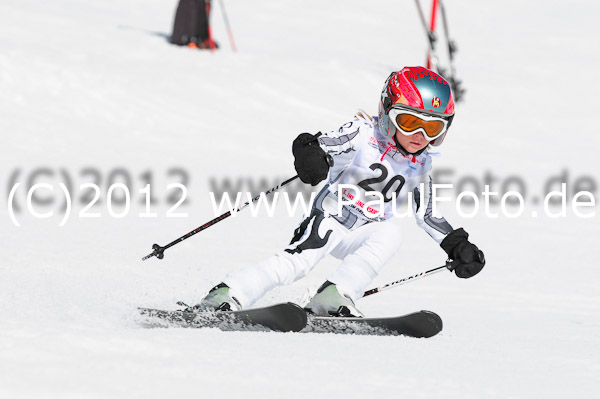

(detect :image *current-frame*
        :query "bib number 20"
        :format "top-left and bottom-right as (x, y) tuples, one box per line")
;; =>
(357, 163), (405, 202)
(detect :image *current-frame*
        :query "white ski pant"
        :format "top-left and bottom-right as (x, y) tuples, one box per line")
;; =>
(223, 212), (403, 308)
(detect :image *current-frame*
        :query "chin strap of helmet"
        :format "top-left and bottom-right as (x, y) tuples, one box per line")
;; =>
(392, 134), (428, 157)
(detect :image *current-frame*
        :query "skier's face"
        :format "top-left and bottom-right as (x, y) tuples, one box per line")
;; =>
(394, 130), (429, 153)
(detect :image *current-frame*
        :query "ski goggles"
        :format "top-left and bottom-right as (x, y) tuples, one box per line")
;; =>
(389, 108), (449, 141)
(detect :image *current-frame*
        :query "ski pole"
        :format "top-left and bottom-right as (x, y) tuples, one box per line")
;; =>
(414, 0), (438, 71)
(362, 260), (454, 297)
(142, 133), (326, 261)
(218, 0), (237, 52)
(142, 174), (300, 261)
(438, 0), (455, 63)
(414, 0), (436, 48)
(438, 0), (465, 102)
(426, 0), (440, 70)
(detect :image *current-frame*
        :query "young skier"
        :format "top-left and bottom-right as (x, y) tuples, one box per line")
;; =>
(197, 66), (485, 317)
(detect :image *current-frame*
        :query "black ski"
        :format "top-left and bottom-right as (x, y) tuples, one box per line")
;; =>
(304, 310), (443, 338)
(138, 302), (307, 332)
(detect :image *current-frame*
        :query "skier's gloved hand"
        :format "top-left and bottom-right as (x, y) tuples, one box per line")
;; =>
(292, 132), (333, 186)
(440, 228), (486, 279)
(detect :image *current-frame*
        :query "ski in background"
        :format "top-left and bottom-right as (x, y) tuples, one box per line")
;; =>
(414, 0), (465, 102)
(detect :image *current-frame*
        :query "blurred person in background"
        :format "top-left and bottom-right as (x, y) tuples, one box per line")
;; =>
(170, 0), (217, 49)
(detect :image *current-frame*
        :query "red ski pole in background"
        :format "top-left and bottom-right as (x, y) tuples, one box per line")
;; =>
(206, 0), (216, 52)
(218, 0), (237, 52)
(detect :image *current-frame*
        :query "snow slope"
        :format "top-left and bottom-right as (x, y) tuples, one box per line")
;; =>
(0, 0), (598, 398)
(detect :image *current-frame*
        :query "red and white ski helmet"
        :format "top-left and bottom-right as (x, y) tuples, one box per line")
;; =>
(378, 66), (455, 147)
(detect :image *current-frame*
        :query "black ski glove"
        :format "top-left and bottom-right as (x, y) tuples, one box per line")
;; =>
(292, 132), (333, 186)
(440, 228), (486, 279)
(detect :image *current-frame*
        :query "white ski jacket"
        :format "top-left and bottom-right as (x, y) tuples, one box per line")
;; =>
(314, 112), (453, 243)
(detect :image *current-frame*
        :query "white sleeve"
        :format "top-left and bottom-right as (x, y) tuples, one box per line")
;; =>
(318, 120), (361, 153)
(412, 175), (454, 244)
(317, 117), (364, 180)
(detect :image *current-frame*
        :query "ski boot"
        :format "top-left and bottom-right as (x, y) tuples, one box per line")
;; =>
(192, 283), (241, 312)
(305, 281), (363, 317)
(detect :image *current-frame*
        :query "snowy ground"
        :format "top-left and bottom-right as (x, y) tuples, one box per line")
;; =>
(1, 0), (599, 398)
